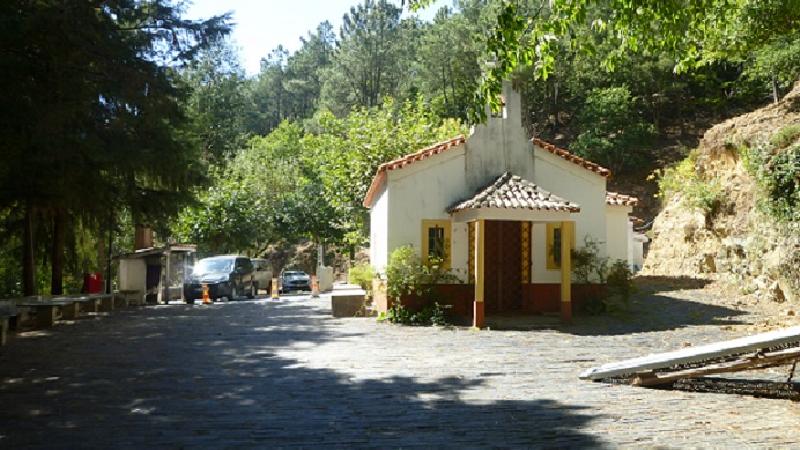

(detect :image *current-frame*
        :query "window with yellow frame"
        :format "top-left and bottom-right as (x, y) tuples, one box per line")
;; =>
(421, 219), (451, 269)
(546, 223), (575, 270)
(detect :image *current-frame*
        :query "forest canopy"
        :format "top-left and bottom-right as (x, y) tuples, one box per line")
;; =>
(1, 0), (798, 297)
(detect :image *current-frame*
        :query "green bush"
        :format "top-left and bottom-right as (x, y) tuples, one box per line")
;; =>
(745, 127), (800, 223)
(570, 237), (635, 315)
(651, 151), (723, 213)
(604, 260), (635, 314)
(769, 124), (800, 149)
(384, 301), (450, 326)
(383, 245), (460, 326)
(570, 237), (609, 284)
(348, 263), (375, 292)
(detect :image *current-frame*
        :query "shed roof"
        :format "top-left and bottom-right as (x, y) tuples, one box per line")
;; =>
(448, 172), (580, 213)
(605, 191), (639, 206)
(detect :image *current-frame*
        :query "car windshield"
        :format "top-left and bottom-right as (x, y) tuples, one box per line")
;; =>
(283, 271), (306, 278)
(193, 259), (232, 274)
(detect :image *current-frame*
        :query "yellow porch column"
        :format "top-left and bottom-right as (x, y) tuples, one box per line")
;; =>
(473, 219), (485, 328)
(560, 221), (574, 323)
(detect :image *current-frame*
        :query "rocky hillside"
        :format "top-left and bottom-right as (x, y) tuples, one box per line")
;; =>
(642, 84), (800, 304)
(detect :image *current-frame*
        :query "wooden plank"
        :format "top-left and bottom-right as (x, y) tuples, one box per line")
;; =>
(634, 347), (800, 386)
(580, 325), (800, 380)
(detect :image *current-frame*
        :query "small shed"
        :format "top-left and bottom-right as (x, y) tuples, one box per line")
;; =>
(118, 244), (196, 304)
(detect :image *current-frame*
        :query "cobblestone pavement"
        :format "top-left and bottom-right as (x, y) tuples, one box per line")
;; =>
(1, 288), (800, 449)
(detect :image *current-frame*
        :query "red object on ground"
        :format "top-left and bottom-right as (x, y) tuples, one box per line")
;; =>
(82, 272), (104, 294)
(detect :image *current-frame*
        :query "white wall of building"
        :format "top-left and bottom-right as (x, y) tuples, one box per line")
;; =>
(119, 258), (147, 292)
(385, 146), (469, 272)
(531, 222), (556, 283)
(531, 148), (608, 283)
(631, 232), (648, 272)
(465, 84), (535, 194)
(605, 205), (633, 264)
(369, 186), (389, 272)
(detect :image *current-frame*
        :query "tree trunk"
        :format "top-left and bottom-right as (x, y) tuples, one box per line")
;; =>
(50, 208), (66, 295)
(552, 79), (560, 133)
(772, 74), (780, 104)
(22, 203), (36, 296)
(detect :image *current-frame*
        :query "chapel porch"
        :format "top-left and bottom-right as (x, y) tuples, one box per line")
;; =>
(447, 173), (582, 328)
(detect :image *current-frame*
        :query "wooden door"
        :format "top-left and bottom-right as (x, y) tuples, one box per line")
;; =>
(484, 221), (522, 313)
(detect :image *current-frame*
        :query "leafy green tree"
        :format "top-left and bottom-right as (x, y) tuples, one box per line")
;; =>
(571, 87), (655, 174)
(745, 36), (800, 103)
(320, 0), (405, 113)
(306, 96), (465, 244)
(467, 0), (800, 119)
(184, 39), (253, 162)
(415, 6), (482, 120)
(0, 1), (230, 295)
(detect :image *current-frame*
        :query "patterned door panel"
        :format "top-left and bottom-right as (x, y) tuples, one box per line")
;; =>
(484, 221), (522, 313)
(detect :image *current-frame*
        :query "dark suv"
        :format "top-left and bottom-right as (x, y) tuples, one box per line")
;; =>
(184, 256), (255, 303)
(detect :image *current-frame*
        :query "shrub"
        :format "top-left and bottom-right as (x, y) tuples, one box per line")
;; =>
(604, 260), (635, 314)
(348, 263), (375, 292)
(769, 124), (800, 149)
(745, 128), (800, 223)
(384, 301), (451, 326)
(570, 237), (635, 315)
(383, 245), (460, 326)
(570, 237), (609, 284)
(651, 151), (723, 213)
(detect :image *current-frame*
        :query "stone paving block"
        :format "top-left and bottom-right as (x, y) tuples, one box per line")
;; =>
(0, 292), (798, 447)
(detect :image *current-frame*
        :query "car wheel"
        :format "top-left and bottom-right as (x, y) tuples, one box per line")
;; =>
(185, 298), (195, 305)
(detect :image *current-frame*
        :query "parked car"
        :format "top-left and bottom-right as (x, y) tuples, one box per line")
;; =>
(183, 255), (255, 303)
(280, 270), (311, 293)
(250, 258), (273, 294)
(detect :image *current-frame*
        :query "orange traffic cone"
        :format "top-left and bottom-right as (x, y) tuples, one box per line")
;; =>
(202, 284), (211, 304)
(311, 275), (320, 298)
(271, 278), (280, 300)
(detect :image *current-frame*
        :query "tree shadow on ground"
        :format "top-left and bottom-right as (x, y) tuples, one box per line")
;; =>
(0, 300), (607, 448)
(634, 275), (714, 292)
(487, 293), (747, 335)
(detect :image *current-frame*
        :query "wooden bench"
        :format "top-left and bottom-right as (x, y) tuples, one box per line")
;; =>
(15, 299), (68, 328)
(54, 295), (101, 318)
(87, 293), (115, 312)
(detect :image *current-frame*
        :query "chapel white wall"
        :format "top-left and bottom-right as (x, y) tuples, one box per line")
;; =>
(369, 186), (389, 272)
(465, 82), (535, 193)
(605, 205), (632, 265)
(386, 148), (469, 275)
(532, 149), (608, 283)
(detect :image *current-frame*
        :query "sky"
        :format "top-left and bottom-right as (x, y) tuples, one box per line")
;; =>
(186, 0), (451, 76)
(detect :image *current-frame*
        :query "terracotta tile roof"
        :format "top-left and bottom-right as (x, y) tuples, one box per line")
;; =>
(448, 172), (580, 213)
(531, 138), (611, 177)
(362, 136), (466, 207)
(606, 191), (639, 206)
